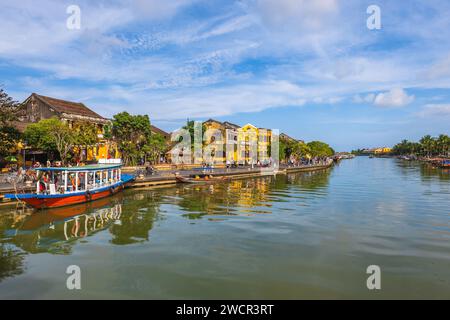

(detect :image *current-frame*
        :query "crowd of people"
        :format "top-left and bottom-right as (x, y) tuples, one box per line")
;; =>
(285, 157), (333, 167)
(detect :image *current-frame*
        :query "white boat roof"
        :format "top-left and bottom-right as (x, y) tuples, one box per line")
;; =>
(35, 164), (122, 172)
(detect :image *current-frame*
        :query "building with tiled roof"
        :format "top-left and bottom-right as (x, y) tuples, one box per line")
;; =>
(19, 93), (110, 129)
(16, 93), (116, 163)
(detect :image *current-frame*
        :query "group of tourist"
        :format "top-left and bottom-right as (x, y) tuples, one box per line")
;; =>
(285, 157), (333, 167)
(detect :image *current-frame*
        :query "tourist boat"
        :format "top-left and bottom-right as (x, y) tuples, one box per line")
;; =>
(4, 162), (134, 209)
(175, 174), (228, 184)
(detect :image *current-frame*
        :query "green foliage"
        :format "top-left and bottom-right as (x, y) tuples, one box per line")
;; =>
(103, 124), (113, 140)
(182, 120), (207, 149)
(24, 118), (99, 164)
(111, 112), (153, 165)
(24, 118), (73, 163)
(143, 133), (168, 164)
(24, 120), (57, 152)
(292, 142), (312, 158)
(307, 141), (335, 157)
(392, 134), (450, 157)
(0, 126), (21, 158)
(280, 137), (334, 160)
(74, 121), (99, 146)
(279, 138), (291, 160)
(0, 88), (20, 125)
(0, 88), (21, 157)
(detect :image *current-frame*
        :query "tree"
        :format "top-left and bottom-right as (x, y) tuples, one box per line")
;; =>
(279, 138), (294, 161)
(420, 135), (435, 157)
(74, 121), (99, 147)
(0, 88), (21, 158)
(292, 142), (312, 159)
(24, 118), (75, 165)
(307, 141), (335, 158)
(111, 112), (152, 166)
(182, 119), (207, 148)
(437, 134), (450, 156)
(392, 134), (449, 157)
(143, 133), (168, 164)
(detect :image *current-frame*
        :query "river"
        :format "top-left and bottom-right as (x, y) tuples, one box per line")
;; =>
(0, 157), (449, 299)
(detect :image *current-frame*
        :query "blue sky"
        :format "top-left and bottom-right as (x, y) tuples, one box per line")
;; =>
(1, 0), (449, 151)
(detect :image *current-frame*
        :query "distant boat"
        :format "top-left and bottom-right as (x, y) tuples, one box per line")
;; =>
(5, 162), (134, 209)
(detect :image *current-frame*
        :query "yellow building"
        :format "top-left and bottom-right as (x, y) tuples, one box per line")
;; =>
(177, 120), (272, 165)
(202, 119), (240, 164)
(374, 147), (392, 154)
(223, 121), (239, 163)
(257, 127), (272, 162)
(202, 119), (226, 164)
(238, 123), (257, 165)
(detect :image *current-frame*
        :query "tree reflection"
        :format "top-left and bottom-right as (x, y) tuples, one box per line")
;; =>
(108, 191), (165, 245)
(0, 244), (26, 282)
(171, 169), (332, 219)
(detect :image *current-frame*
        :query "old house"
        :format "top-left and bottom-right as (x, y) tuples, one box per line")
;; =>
(16, 93), (117, 164)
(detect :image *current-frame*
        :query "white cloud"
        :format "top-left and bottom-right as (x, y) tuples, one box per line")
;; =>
(417, 104), (450, 118)
(254, 0), (339, 31)
(2, 0), (450, 126)
(353, 93), (375, 104)
(373, 88), (415, 108)
(129, 0), (197, 20)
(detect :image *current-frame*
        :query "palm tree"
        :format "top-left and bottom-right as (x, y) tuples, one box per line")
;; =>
(437, 134), (450, 156)
(420, 135), (434, 157)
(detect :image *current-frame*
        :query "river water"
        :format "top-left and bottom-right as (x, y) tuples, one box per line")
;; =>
(0, 157), (449, 299)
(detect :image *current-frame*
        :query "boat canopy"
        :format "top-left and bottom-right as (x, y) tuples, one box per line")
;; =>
(35, 164), (122, 172)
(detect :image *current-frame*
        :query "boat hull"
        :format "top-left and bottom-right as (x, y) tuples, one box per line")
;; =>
(5, 174), (134, 209)
(20, 185), (124, 209)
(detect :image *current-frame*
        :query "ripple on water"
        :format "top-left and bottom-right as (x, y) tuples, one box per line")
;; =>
(1, 157), (450, 299)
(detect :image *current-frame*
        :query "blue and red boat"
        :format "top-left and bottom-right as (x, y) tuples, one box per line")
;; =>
(5, 163), (134, 209)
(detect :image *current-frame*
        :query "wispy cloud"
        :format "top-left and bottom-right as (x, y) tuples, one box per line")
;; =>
(417, 104), (450, 118)
(1, 0), (450, 141)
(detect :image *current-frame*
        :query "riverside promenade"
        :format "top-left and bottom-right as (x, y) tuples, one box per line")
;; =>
(0, 162), (333, 206)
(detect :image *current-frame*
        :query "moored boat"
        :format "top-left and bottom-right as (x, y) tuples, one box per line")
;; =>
(5, 163), (134, 209)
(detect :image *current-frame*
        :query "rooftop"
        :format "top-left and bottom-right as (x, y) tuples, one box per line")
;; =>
(29, 93), (107, 121)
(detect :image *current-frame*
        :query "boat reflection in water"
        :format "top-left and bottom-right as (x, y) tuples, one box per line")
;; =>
(7, 196), (123, 254)
(61, 203), (122, 241)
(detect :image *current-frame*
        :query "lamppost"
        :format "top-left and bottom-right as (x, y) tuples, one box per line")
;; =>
(22, 140), (28, 169)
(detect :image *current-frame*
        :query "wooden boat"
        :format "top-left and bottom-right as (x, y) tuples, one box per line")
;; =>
(175, 174), (228, 184)
(4, 163), (134, 209)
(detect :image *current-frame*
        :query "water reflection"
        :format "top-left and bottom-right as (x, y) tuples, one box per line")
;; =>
(1, 198), (123, 255)
(1, 159), (450, 298)
(168, 169), (332, 219)
(0, 169), (332, 260)
(396, 159), (450, 182)
(0, 244), (25, 282)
